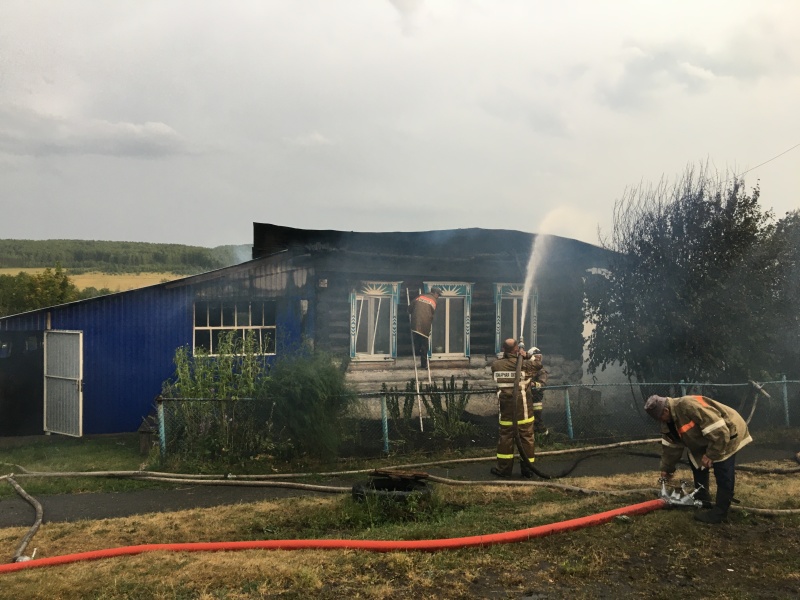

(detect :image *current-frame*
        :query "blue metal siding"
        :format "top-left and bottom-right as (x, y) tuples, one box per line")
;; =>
(0, 257), (313, 435)
(1, 287), (194, 434)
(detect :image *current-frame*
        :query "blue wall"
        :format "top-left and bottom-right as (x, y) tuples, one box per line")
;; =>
(0, 280), (308, 435)
(1, 285), (193, 434)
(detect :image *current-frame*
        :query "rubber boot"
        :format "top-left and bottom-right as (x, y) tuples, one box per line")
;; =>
(694, 505), (728, 524)
(490, 467), (511, 478)
(695, 485), (731, 524)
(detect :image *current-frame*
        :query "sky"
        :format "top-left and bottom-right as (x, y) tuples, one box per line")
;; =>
(1, 1), (798, 249)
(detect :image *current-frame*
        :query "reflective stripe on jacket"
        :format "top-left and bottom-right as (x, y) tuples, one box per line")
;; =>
(659, 395), (752, 473)
(491, 353), (536, 424)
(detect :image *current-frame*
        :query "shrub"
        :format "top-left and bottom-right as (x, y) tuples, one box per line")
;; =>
(160, 331), (274, 467)
(266, 347), (356, 460)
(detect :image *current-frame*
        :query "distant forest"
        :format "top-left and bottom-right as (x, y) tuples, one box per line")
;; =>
(0, 240), (253, 274)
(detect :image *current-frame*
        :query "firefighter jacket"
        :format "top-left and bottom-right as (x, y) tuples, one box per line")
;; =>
(658, 395), (753, 473)
(409, 292), (438, 337)
(491, 353), (537, 426)
(529, 357), (548, 390)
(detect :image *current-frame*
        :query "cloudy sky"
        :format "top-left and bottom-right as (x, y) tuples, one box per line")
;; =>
(1, 1), (798, 248)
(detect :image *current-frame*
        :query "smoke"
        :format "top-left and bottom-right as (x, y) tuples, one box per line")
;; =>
(233, 245), (253, 265)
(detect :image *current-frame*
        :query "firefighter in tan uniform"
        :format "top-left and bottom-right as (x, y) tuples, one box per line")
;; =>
(527, 347), (549, 435)
(644, 394), (752, 524)
(490, 338), (537, 478)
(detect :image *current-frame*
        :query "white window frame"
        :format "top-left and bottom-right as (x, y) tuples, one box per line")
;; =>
(427, 282), (472, 359)
(193, 300), (277, 356)
(494, 283), (538, 354)
(350, 282), (401, 361)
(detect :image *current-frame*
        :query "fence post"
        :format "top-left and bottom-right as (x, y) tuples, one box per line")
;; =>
(380, 393), (389, 454)
(156, 396), (167, 460)
(782, 374), (790, 427)
(564, 388), (574, 440)
(680, 380), (687, 397)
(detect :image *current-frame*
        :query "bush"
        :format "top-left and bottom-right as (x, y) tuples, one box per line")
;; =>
(160, 331), (274, 468)
(267, 348), (356, 460)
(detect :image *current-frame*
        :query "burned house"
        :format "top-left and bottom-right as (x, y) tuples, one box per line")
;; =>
(0, 224), (612, 436)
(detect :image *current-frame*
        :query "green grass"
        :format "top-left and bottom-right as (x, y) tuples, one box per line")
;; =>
(0, 434), (166, 498)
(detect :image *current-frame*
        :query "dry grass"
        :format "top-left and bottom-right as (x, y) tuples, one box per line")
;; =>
(1, 462), (799, 599)
(0, 269), (184, 292)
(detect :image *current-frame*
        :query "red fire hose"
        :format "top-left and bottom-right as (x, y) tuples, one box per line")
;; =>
(0, 499), (666, 574)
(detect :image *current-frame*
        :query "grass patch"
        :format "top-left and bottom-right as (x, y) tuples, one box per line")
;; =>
(0, 269), (184, 292)
(0, 434), (164, 498)
(0, 483), (798, 599)
(1, 432), (800, 598)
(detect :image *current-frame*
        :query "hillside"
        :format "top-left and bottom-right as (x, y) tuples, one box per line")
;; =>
(0, 239), (252, 275)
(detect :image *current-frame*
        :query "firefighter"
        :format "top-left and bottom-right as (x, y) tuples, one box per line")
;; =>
(527, 347), (549, 435)
(644, 394), (753, 524)
(408, 287), (441, 369)
(490, 338), (537, 478)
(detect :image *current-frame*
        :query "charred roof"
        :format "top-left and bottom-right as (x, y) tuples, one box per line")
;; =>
(252, 223), (611, 268)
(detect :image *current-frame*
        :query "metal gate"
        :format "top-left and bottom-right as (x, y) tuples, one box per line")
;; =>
(44, 330), (83, 437)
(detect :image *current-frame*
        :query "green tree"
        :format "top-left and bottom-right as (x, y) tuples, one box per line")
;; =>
(0, 265), (80, 317)
(0, 273), (28, 316)
(584, 164), (781, 385)
(29, 265), (80, 308)
(771, 210), (800, 378)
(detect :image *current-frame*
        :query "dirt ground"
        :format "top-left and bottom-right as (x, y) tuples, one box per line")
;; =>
(0, 444), (793, 529)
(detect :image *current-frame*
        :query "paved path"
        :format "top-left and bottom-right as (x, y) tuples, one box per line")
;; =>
(0, 445), (793, 529)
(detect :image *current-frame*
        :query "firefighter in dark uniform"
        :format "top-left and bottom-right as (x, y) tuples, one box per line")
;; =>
(490, 338), (537, 478)
(409, 287), (441, 368)
(527, 347), (549, 435)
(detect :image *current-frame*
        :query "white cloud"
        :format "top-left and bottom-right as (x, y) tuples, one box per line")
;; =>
(0, 106), (193, 157)
(0, 0), (797, 246)
(282, 131), (335, 148)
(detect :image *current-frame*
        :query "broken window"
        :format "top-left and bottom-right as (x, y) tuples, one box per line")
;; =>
(193, 300), (277, 356)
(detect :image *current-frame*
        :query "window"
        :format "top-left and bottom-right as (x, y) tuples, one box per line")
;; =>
(350, 282), (400, 360)
(193, 300), (276, 355)
(429, 283), (472, 358)
(495, 283), (538, 353)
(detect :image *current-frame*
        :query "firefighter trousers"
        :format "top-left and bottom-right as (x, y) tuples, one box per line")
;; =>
(495, 394), (536, 477)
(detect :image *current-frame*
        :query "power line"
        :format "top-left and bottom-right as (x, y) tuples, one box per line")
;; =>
(740, 142), (800, 177)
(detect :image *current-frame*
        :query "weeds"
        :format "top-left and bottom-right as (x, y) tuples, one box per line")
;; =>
(419, 376), (477, 441)
(383, 377), (476, 445)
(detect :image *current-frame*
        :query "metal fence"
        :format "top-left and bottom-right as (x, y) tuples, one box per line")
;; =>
(156, 378), (800, 463)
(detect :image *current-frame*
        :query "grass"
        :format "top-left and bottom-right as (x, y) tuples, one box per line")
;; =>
(1, 433), (799, 598)
(0, 269), (184, 292)
(0, 434), (166, 497)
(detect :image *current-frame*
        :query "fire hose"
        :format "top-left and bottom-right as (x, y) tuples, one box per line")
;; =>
(0, 498), (667, 574)
(3, 447), (800, 573)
